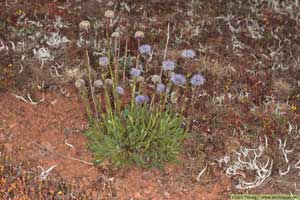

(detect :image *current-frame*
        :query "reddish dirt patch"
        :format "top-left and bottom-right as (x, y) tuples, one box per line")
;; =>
(0, 87), (98, 187)
(115, 165), (231, 200)
(0, 86), (231, 199)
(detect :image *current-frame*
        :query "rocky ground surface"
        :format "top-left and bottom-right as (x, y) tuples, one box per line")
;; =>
(0, 0), (300, 199)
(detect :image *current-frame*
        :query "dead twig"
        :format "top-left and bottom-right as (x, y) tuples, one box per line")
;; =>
(38, 164), (57, 180)
(164, 23), (170, 60)
(12, 93), (45, 105)
(196, 163), (208, 182)
(31, 141), (94, 166)
(64, 139), (75, 149)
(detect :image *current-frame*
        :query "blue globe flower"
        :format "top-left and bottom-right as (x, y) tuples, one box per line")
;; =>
(135, 95), (149, 104)
(156, 83), (166, 94)
(181, 49), (196, 59)
(116, 86), (125, 96)
(130, 68), (141, 77)
(139, 44), (152, 55)
(99, 56), (109, 66)
(162, 60), (175, 71)
(170, 74), (186, 86)
(190, 73), (205, 86)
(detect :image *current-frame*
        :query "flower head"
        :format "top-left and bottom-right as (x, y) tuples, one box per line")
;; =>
(134, 31), (145, 39)
(75, 79), (85, 88)
(162, 60), (175, 71)
(99, 56), (109, 67)
(136, 76), (145, 82)
(105, 78), (113, 86)
(111, 31), (121, 38)
(171, 74), (186, 86)
(135, 95), (149, 104)
(79, 20), (90, 32)
(130, 68), (141, 77)
(139, 44), (151, 55)
(151, 74), (161, 84)
(190, 73), (205, 86)
(156, 83), (166, 94)
(116, 86), (125, 96)
(181, 49), (196, 59)
(94, 79), (104, 88)
(104, 10), (115, 18)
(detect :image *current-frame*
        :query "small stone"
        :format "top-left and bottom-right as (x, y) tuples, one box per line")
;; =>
(134, 192), (143, 199)
(4, 143), (13, 153)
(164, 191), (170, 198)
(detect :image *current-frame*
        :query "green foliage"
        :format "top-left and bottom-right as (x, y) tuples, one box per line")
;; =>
(85, 103), (187, 168)
(78, 27), (190, 168)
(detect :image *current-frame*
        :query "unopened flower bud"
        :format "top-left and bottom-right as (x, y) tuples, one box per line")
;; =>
(104, 10), (115, 18)
(79, 20), (90, 32)
(134, 31), (144, 39)
(75, 79), (85, 89)
(151, 75), (161, 84)
(111, 31), (121, 38)
(94, 79), (104, 88)
(105, 79), (113, 86)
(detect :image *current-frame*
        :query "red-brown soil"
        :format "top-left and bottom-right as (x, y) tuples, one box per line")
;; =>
(0, 87), (231, 199)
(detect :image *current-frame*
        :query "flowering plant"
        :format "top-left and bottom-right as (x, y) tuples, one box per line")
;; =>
(77, 13), (205, 168)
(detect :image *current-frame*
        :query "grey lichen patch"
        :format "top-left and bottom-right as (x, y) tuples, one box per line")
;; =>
(196, 57), (235, 78)
(272, 78), (294, 99)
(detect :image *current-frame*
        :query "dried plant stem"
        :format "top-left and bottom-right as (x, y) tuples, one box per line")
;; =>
(12, 93), (45, 105)
(160, 23), (170, 77)
(136, 39), (141, 69)
(114, 38), (119, 84)
(190, 87), (197, 110)
(130, 79), (137, 112)
(123, 38), (128, 82)
(196, 163), (208, 182)
(105, 20), (109, 43)
(149, 93), (156, 111)
(86, 50), (99, 122)
(164, 23), (170, 60)
(38, 164), (57, 180)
